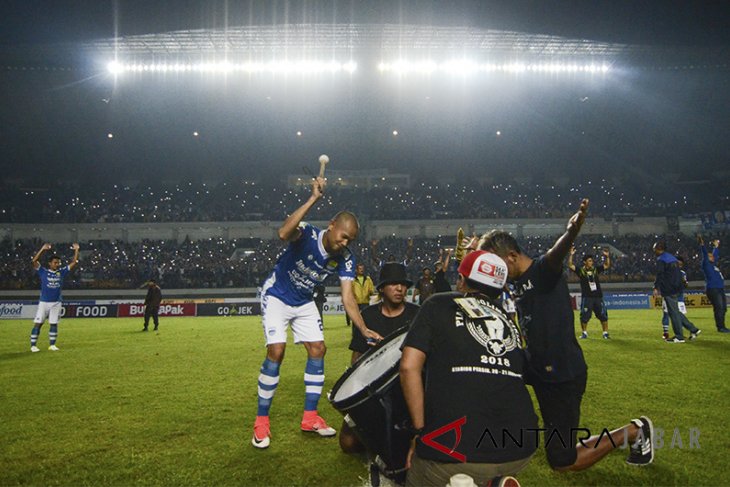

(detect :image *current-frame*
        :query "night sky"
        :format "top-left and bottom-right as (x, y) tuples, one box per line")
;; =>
(0, 1), (729, 185)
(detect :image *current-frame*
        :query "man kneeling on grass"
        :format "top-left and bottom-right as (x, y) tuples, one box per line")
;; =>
(478, 199), (655, 471)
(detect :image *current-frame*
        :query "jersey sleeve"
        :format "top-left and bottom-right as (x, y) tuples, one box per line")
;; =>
(37, 267), (45, 278)
(293, 222), (313, 245)
(338, 252), (356, 280)
(61, 266), (71, 277)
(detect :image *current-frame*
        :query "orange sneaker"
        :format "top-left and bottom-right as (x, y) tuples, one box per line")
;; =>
(300, 411), (336, 437)
(251, 415), (271, 449)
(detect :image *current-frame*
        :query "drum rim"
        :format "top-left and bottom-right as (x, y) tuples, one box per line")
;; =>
(328, 325), (409, 410)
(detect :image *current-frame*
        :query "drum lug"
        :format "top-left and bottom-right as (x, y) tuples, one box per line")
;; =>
(344, 414), (356, 428)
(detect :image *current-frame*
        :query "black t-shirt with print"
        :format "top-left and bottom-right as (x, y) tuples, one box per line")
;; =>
(403, 292), (538, 464)
(572, 265), (604, 298)
(513, 255), (587, 384)
(349, 302), (420, 353)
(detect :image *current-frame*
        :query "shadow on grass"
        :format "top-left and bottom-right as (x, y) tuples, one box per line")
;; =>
(0, 350), (31, 361)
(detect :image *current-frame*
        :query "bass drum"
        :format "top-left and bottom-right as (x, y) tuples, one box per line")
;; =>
(329, 326), (413, 485)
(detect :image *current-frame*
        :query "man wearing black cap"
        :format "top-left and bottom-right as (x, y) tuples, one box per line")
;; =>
(339, 262), (420, 454)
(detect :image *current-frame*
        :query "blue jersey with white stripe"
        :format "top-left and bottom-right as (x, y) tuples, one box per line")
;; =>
(263, 222), (356, 306)
(37, 266), (70, 302)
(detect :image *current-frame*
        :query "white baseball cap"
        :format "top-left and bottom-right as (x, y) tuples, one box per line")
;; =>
(457, 250), (508, 290)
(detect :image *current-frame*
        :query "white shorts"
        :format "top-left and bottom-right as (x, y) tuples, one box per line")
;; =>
(261, 294), (324, 345)
(35, 301), (62, 325)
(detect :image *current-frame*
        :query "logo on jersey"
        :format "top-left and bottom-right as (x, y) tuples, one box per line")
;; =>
(327, 260), (338, 270)
(464, 301), (520, 357)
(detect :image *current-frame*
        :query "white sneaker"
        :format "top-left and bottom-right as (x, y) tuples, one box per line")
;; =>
(30, 346), (40, 353)
(48, 345), (60, 351)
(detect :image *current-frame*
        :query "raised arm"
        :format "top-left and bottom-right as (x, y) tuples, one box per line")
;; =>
(567, 246), (577, 272)
(278, 177), (325, 242)
(32, 243), (51, 270)
(68, 243), (80, 270)
(370, 239), (381, 267)
(602, 248), (611, 271)
(711, 240), (720, 263)
(698, 235), (709, 262)
(404, 238), (414, 265)
(546, 199), (589, 273)
(442, 247), (453, 270)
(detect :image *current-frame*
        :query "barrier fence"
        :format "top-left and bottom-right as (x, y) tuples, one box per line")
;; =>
(1, 291), (723, 321)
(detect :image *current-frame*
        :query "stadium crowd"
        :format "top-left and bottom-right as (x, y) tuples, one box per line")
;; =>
(2, 233), (726, 290)
(2, 176), (727, 223)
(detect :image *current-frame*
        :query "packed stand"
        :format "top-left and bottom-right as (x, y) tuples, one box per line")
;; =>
(2, 177), (727, 223)
(2, 232), (726, 291)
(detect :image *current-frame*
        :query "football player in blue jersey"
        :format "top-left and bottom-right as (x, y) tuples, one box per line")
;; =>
(30, 242), (79, 352)
(251, 176), (383, 449)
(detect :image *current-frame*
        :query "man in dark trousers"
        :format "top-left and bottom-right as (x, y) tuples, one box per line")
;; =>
(143, 279), (162, 331)
(653, 241), (701, 343)
(479, 199), (655, 472)
(698, 235), (729, 333)
(568, 246), (611, 339)
(339, 262), (420, 454)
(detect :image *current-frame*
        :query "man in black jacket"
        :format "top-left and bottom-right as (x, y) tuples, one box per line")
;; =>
(652, 241), (701, 343)
(143, 279), (162, 331)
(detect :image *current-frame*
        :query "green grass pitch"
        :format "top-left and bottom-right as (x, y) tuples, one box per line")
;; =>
(1, 309), (729, 486)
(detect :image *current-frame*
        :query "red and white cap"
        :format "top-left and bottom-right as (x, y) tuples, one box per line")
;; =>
(457, 250), (508, 290)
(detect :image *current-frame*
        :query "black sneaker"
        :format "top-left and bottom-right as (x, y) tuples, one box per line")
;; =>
(626, 416), (654, 466)
(689, 329), (701, 340)
(666, 336), (685, 343)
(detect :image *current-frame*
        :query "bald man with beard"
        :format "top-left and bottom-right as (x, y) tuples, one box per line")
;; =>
(251, 176), (383, 449)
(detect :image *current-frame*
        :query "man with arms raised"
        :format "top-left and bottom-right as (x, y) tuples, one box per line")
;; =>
(568, 246), (611, 339)
(30, 242), (79, 352)
(479, 200), (655, 472)
(251, 176), (382, 449)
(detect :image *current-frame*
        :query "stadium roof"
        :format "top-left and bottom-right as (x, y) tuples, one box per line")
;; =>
(81, 24), (631, 56)
(2, 24), (728, 71)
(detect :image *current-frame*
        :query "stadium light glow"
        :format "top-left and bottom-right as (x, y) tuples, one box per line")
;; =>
(106, 60), (358, 75)
(106, 61), (123, 75)
(377, 60), (611, 75)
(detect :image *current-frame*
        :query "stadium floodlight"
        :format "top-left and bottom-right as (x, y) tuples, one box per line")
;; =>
(106, 61), (123, 75)
(106, 60), (357, 75)
(377, 59), (611, 75)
